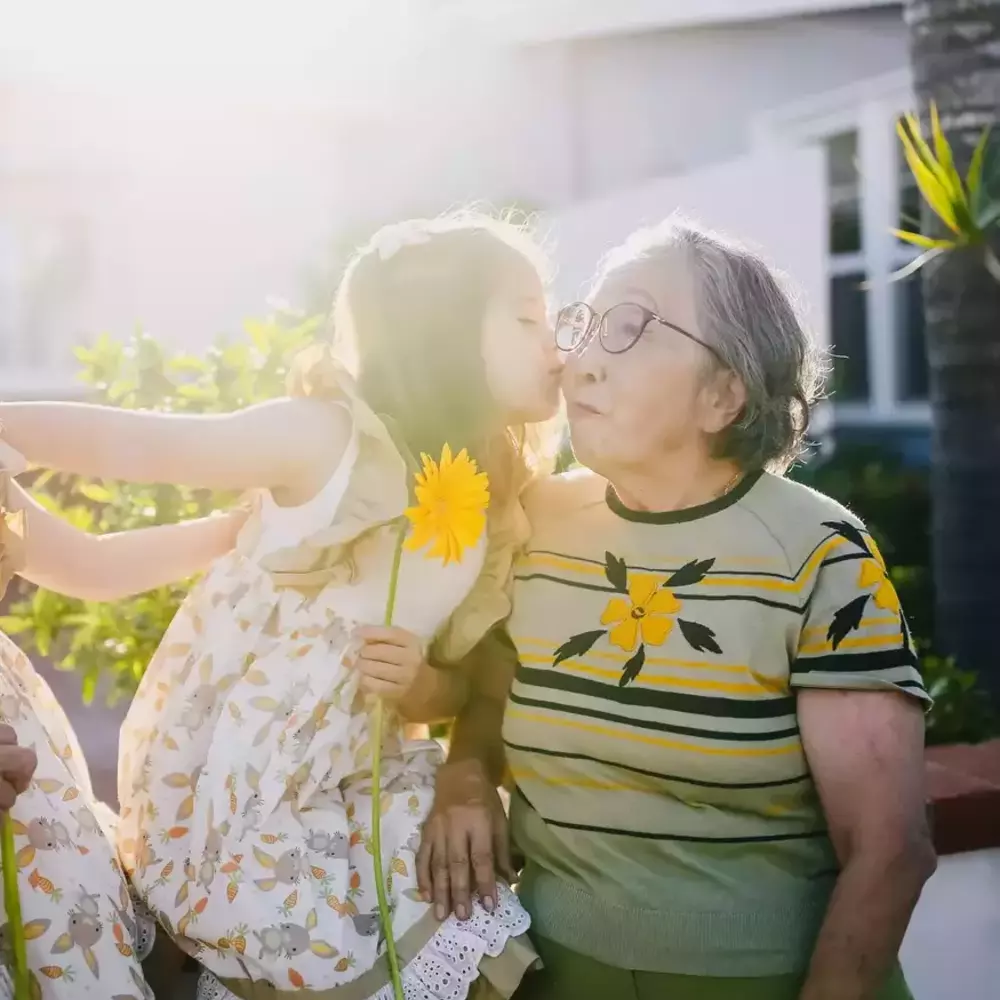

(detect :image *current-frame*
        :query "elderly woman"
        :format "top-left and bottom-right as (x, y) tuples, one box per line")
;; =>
(411, 220), (934, 1000)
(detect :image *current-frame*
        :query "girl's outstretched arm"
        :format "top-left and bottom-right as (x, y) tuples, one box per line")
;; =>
(6, 478), (248, 602)
(0, 398), (350, 501)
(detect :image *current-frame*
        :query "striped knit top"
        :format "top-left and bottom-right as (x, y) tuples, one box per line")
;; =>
(502, 467), (929, 978)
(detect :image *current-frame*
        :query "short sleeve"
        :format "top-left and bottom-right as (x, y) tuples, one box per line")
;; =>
(431, 490), (531, 665)
(791, 519), (930, 705)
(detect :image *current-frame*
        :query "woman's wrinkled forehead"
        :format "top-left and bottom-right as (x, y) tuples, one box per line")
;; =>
(589, 248), (702, 335)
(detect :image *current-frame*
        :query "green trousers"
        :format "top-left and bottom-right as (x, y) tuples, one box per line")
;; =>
(513, 935), (914, 1000)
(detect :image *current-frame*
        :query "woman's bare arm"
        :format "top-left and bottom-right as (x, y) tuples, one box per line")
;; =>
(416, 628), (518, 919)
(8, 479), (248, 602)
(798, 689), (936, 1000)
(0, 398), (350, 499)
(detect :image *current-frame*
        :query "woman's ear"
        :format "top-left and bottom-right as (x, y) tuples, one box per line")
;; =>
(703, 368), (748, 434)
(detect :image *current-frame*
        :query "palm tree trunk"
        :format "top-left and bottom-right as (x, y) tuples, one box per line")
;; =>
(905, 0), (1000, 705)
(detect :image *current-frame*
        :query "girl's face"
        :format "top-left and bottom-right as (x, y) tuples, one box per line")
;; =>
(480, 259), (562, 424)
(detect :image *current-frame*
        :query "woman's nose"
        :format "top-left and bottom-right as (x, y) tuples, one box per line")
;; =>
(563, 338), (605, 384)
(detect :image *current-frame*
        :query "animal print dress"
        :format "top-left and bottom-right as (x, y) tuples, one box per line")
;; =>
(117, 368), (535, 999)
(0, 469), (154, 999)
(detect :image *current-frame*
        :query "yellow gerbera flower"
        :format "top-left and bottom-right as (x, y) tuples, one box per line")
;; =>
(404, 445), (490, 565)
(600, 573), (681, 652)
(857, 536), (901, 613)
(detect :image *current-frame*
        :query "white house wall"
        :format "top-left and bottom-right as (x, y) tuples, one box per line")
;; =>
(544, 146), (828, 350)
(0, 7), (906, 378)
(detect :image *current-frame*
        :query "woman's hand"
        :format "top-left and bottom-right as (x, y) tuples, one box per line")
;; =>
(352, 626), (427, 703)
(0, 724), (37, 811)
(416, 758), (514, 922)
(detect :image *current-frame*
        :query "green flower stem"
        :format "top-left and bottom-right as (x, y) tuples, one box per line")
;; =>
(372, 521), (408, 1000)
(1, 812), (29, 999)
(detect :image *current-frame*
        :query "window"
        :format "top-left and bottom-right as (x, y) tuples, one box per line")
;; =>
(826, 130), (870, 403)
(823, 110), (929, 418)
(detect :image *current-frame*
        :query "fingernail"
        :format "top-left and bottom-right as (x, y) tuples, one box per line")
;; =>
(484, 896), (494, 912)
(456, 904), (467, 920)
(435, 904), (445, 920)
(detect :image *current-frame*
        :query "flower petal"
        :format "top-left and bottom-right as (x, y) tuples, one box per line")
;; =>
(857, 560), (883, 590)
(873, 579), (901, 613)
(627, 573), (660, 609)
(608, 618), (640, 652)
(640, 615), (674, 647)
(600, 597), (630, 626)
(647, 588), (681, 615)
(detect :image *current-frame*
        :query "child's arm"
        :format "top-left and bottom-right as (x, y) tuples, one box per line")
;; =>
(0, 398), (350, 500)
(6, 479), (248, 602)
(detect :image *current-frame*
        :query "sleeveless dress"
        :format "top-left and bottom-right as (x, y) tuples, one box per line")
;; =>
(0, 465), (154, 999)
(116, 370), (535, 1000)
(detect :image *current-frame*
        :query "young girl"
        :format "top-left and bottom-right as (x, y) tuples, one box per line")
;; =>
(0, 213), (562, 999)
(0, 444), (245, 998)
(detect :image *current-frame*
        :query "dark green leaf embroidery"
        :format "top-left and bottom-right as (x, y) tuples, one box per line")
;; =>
(677, 619), (722, 654)
(826, 594), (870, 650)
(553, 629), (606, 667)
(822, 520), (871, 558)
(619, 644), (646, 687)
(665, 558), (716, 588)
(604, 551), (628, 592)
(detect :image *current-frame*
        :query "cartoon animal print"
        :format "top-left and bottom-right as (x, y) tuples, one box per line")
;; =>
(51, 886), (105, 978)
(197, 805), (233, 891)
(280, 702), (330, 761)
(254, 908), (337, 961)
(242, 764), (264, 830)
(178, 656), (241, 737)
(305, 830), (348, 861)
(247, 679), (312, 748)
(253, 845), (304, 892)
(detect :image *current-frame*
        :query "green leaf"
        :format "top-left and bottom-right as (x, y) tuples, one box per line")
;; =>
(890, 229), (955, 251)
(77, 482), (114, 504)
(897, 120), (962, 234)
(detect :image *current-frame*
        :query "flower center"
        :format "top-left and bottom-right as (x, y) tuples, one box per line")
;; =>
(631, 606), (647, 619)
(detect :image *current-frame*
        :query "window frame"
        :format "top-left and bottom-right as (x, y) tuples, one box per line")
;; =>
(753, 70), (931, 427)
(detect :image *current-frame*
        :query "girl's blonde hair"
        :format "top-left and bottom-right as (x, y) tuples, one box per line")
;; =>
(293, 210), (559, 513)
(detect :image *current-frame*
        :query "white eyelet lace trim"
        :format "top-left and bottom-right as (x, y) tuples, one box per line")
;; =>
(196, 882), (530, 1000)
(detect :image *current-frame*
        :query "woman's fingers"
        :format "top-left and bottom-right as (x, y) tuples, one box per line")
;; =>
(469, 816), (497, 912)
(493, 816), (515, 885)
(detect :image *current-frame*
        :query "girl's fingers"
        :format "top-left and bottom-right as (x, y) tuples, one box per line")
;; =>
(359, 676), (405, 698)
(358, 642), (409, 665)
(356, 658), (408, 683)
(355, 625), (414, 647)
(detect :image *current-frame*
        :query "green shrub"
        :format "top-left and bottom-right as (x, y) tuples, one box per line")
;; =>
(1, 312), (322, 704)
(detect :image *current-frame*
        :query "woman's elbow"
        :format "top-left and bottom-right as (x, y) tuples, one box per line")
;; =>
(848, 824), (937, 893)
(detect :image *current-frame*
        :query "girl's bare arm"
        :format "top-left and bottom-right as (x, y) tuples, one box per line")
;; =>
(0, 397), (350, 500)
(7, 479), (248, 602)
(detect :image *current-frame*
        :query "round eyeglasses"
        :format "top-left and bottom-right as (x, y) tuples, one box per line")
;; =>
(555, 301), (724, 363)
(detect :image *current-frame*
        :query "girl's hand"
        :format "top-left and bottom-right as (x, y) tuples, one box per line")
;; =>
(0, 724), (36, 812)
(352, 626), (427, 703)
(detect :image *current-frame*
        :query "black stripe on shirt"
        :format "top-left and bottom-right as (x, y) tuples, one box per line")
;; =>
(792, 647), (920, 676)
(514, 787), (826, 844)
(508, 690), (800, 743)
(504, 740), (810, 790)
(513, 573), (806, 614)
(514, 664), (795, 719)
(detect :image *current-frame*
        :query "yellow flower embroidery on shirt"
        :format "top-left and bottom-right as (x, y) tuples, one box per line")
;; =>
(856, 537), (901, 614)
(600, 574), (681, 652)
(552, 551), (721, 686)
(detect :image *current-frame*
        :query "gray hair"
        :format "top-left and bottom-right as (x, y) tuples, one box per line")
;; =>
(594, 217), (827, 472)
